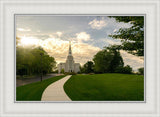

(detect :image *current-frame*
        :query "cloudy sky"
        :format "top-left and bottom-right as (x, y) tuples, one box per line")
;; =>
(16, 15), (144, 71)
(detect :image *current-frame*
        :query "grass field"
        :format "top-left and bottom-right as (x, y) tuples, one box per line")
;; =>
(16, 75), (65, 101)
(64, 74), (144, 101)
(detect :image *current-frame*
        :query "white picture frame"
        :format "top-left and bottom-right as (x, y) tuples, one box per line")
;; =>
(0, 0), (160, 117)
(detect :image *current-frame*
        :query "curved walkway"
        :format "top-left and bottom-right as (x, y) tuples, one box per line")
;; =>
(41, 75), (72, 101)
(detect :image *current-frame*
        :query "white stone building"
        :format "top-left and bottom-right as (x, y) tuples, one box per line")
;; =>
(58, 42), (80, 73)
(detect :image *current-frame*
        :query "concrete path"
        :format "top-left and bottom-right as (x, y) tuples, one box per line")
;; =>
(41, 75), (72, 101)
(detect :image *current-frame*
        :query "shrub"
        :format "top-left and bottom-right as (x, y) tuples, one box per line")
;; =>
(138, 67), (144, 75)
(64, 72), (77, 75)
(52, 70), (58, 73)
(115, 65), (132, 74)
(60, 69), (64, 74)
(88, 73), (95, 75)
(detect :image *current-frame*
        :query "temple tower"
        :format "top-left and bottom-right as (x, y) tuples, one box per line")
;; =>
(58, 41), (80, 73)
(65, 41), (74, 72)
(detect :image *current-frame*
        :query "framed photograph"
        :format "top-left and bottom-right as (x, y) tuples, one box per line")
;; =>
(0, 0), (160, 117)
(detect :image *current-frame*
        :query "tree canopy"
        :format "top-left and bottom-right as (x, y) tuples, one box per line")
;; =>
(108, 16), (144, 56)
(81, 61), (94, 73)
(93, 45), (124, 73)
(16, 37), (56, 76)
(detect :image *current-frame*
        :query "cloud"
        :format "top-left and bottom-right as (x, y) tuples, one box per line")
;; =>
(76, 32), (91, 43)
(18, 33), (61, 40)
(113, 29), (117, 33)
(71, 43), (101, 64)
(17, 28), (31, 32)
(88, 18), (107, 30)
(56, 32), (62, 37)
(17, 36), (100, 65)
(17, 36), (143, 71)
(105, 39), (122, 45)
(42, 38), (100, 65)
(120, 50), (144, 71)
(33, 34), (51, 40)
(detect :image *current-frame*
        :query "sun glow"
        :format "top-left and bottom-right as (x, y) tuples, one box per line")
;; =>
(18, 36), (68, 48)
(17, 35), (101, 65)
(19, 36), (40, 46)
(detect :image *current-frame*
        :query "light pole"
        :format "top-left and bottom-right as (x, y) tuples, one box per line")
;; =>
(40, 53), (43, 82)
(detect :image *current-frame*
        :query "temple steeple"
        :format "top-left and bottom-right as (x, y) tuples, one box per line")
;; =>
(58, 41), (80, 73)
(68, 41), (72, 55)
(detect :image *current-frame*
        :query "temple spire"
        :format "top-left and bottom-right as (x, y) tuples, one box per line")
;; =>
(68, 41), (72, 55)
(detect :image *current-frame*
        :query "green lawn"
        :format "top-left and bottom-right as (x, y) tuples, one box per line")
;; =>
(64, 74), (144, 101)
(16, 75), (65, 101)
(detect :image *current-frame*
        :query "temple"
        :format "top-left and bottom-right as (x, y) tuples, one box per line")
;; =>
(57, 41), (80, 73)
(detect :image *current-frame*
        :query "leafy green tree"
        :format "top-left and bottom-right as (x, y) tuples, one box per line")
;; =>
(138, 67), (144, 75)
(93, 49), (112, 73)
(16, 47), (35, 76)
(53, 69), (58, 73)
(106, 45), (124, 72)
(115, 65), (133, 74)
(83, 61), (94, 73)
(79, 66), (83, 73)
(93, 46), (124, 73)
(108, 16), (144, 56)
(16, 46), (56, 76)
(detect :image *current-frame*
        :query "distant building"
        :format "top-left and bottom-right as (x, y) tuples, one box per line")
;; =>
(58, 41), (80, 73)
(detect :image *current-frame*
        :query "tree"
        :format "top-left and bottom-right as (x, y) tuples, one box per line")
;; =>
(16, 37), (21, 46)
(93, 46), (124, 73)
(82, 61), (94, 73)
(79, 66), (84, 73)
(106, 45), (124, 72)
(93, 49), (112, 73)
(16, 46), (56, 76)
(138, 67), (144, 75)
(115, 65), (133, 74)
(108, 16), (144, 56)
(16, 46), (35, 76)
